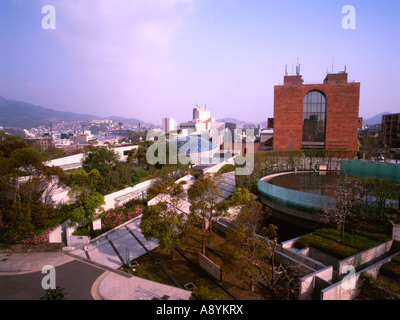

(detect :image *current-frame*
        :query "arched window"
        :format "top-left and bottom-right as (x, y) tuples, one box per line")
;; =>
(302, 91), (327, 146)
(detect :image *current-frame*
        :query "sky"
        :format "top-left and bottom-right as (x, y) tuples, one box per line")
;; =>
(0, 0), (399, 125)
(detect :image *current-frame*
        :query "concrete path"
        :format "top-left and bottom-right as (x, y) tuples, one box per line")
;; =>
(0, 216), (191, 300)
(68, 217), (159, 270)
(0, 251), (191, 300)
(0, 173), (236, 300)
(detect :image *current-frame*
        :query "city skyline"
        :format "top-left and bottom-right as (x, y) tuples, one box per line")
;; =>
(0, 0), (399, 124)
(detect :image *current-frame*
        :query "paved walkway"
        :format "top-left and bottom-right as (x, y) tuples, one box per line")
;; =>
(0, 250), (191, 300)
(69, 217), (159, 270)
(0, 215), (191, 300)
(0, 172), (236, 300)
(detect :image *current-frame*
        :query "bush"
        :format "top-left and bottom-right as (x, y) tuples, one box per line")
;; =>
(131, 168), (150, 184)
(1, 225), (60, 245)
(100, 205), (143, 231)
(218, 164), (235, 174)
(380, 255), (400, 282)
(189, 285), (222, 300)
(313, 229), (388, 251)
(358, 272), (399, 300)
(295, 233), (358, 259)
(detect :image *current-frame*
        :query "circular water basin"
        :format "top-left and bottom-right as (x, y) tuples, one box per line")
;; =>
(267, 171), (340, 197)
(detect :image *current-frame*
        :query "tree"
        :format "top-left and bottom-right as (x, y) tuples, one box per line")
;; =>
(67, 169), (104, 230)
(226, 187), (257, 206)
(221, 200), (304, 299)
(95, 162), (136, 195)
(141, 181), (188, 259)
(0, 132), (29, 158)
(187, 174), (227, 254)
(127, 141), (153, 170)
(319, 175), (358, 238)
(370, 178), (398, 216)
(82, 146), (119, 175)
(221, 200), (279, 296)
(1, 147), (59, 232)
(155, 162), (189, 183)
(0, 134), (68, 234)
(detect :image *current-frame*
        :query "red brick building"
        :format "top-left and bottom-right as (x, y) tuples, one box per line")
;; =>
(271, 71), (362, 151)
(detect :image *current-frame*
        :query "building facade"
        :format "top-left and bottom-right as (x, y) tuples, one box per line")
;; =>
(179, 107), (216, 133)
(162, 118), (176, 134)
(381, 113), (400, 148)
(272, 71), (362, 151)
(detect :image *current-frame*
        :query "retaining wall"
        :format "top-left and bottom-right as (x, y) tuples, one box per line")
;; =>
(103, 178), (158, 211)
(299, 266), (334, 300)
(337, 240), (393, 276)
(320, 251), (400, 300)
(45, 154), (84, 169)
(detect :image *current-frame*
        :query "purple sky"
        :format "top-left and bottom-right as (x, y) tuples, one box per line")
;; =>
(0, 0), (399, 124)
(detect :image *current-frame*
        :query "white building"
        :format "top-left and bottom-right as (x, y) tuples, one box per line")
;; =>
(162, 118), (176, 134)
(179, 106), (216, 133)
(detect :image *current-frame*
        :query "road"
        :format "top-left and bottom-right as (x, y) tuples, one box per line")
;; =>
(0, 259), (105, 300)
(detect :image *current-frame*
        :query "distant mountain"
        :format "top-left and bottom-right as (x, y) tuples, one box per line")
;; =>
(217, 118), (249, 125)
(0, 95), (144, 129)
(363, 112), (391, 126)
(107, 115), (144, 126)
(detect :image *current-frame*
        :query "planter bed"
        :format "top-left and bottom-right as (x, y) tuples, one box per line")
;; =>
(295, 228), (391, 260)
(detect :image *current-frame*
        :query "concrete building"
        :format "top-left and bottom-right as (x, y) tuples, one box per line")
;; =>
(24, 136), (53, 151)
(382, 113), (400, 148)
(162, 118), (176, 134)
(271, 68), (362, 151)
(179, 106), (216, 133)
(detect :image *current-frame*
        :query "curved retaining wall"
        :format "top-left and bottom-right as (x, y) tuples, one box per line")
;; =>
(257, 172), (336, 222)
(258, 178), (336, 213)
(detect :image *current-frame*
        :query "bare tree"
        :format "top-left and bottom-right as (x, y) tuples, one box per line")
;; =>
(319, 175), (359, 238)
(221, 198), (306, 299)
(187, 173), (227, 254)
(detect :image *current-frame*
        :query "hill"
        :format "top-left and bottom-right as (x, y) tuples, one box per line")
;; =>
(363, 112), (391, 126)
(107, 115), (145, 126)
(0, 95), (144, 129)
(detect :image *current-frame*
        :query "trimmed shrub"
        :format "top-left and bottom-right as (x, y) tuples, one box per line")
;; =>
(100, 205), (143, 231)
(2, 225), (60, 245)
(295, 233), (358, 260)
(295, 228), (392, 260)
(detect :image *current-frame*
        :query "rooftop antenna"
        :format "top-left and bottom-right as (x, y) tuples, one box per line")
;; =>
(296, 58), (301, 76)
(285, 64), (288, 76)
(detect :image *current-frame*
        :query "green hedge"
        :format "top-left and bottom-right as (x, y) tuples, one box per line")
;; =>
(217, 164), (236, 174)
(295, 233), (358, 260)
(295, 228), (390, 260)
